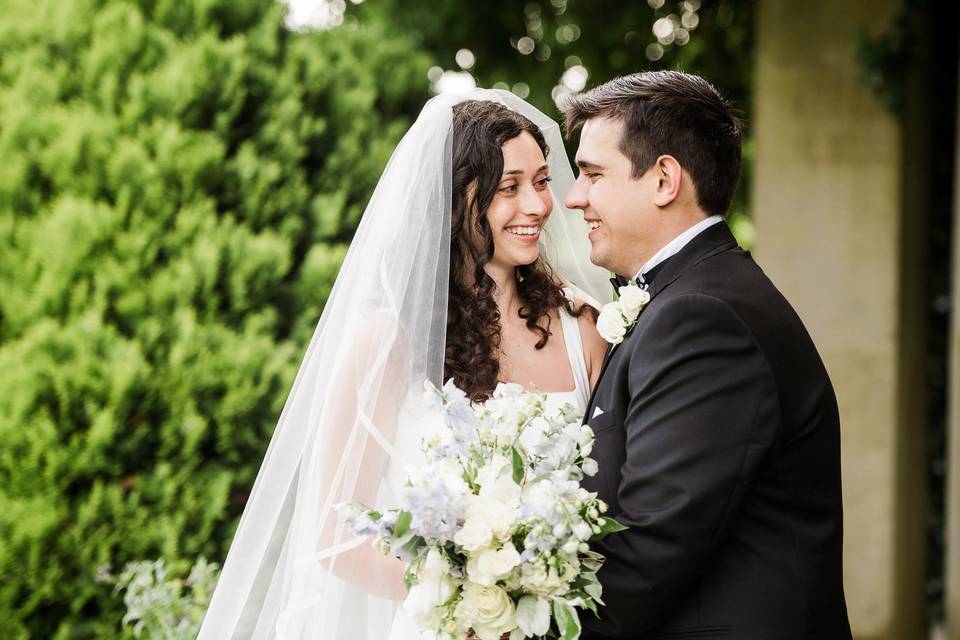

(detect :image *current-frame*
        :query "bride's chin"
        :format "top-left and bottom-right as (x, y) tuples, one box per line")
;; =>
(514, 252), (540, 267)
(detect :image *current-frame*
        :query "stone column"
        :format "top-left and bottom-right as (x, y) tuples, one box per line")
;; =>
(946, 40), (960, 640)
(752, 2), (927, 638)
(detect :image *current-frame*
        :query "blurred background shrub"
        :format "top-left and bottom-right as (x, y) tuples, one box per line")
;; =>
(0, 0), (430, 636)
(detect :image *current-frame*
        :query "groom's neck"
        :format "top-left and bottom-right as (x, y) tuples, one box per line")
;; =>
(621, 208), (711, 277)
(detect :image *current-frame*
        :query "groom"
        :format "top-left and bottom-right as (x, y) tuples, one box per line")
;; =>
(564, 72), (851, 639)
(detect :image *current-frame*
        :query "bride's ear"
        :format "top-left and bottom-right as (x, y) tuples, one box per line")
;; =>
(652, 155), (682, 207)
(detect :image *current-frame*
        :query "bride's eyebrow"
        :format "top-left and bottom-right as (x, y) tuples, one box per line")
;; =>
(501, 164), (550, 177)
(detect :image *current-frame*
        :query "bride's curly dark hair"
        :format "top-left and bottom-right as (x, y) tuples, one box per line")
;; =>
(445, 100), (593, 403)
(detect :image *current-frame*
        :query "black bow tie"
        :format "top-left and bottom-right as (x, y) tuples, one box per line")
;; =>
(610, 273), (648, 294)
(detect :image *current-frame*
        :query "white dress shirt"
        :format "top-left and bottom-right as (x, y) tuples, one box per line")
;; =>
(634, 215), (724, 285)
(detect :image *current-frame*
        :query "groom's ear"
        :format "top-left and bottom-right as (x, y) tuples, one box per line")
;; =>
(652, 155), (682, 207)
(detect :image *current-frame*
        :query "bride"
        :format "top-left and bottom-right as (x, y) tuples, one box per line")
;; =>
(198, 89), (610, 639)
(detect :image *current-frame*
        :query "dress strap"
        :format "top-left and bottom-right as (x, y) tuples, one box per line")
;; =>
(557, 296), (591, 410)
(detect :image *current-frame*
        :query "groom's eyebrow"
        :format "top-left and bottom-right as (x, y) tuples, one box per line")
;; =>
(576, 159), (603, 171)
(502, 164), (549, 177)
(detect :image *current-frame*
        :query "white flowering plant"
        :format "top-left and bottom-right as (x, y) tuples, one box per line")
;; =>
(596, 283), (650, 345)
(338, 380), (627, 640)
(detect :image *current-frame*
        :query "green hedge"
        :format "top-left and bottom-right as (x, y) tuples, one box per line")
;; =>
(0, 1), (430, 636)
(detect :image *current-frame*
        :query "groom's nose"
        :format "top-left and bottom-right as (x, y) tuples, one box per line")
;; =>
(565, 176), (589, 211)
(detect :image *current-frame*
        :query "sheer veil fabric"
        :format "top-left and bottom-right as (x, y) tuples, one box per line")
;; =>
(198, 90), (609, 639)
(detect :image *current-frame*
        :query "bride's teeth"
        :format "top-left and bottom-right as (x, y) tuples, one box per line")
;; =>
(507, 226), (539, 236)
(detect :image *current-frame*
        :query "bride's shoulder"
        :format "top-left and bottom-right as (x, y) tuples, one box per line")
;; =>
(558, 289), (607, 378)
(555, 279), (600, 317)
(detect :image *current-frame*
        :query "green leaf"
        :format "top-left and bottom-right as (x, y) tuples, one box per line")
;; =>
(580, 573), (604, 605)
(579, 593), (599, 615)
(553, 600), (581, 640)
(590, 516), (628, 541)
(570, 573), (604, 607)
(389, 533), (421, 562)
(512, 447), (525, 485)
(393, 510), (412, 538)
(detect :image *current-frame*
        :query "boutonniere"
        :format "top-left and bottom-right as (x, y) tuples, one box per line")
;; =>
(596, 283), (651, 345)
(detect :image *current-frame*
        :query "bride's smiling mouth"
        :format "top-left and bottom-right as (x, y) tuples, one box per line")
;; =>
(505, 224), (542, 242)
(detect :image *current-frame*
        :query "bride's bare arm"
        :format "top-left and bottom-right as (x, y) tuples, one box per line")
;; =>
(574, 300), (608, 389)
(307, 312), (411, 602)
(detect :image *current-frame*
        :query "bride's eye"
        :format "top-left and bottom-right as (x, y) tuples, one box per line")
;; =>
(498, 183), (519, 194)
(535, 176), (552, 189)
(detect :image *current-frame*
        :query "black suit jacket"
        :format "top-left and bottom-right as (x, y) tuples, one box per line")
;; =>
(581, 223), (851, 640)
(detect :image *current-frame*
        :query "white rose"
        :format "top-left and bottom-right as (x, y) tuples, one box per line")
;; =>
(455, 582), (517, 640)
(518, 560), (566, 597)
(467, 542), (521, 585)
(617, 284), (650, 318)
(457, 497), (518, 550)
(454, 513), (493, 552)
(484, 499), (520, 541)
(596, 302), (627, 344)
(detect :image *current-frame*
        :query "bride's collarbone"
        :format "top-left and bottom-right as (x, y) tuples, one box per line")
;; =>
(496, 314), (574, 393)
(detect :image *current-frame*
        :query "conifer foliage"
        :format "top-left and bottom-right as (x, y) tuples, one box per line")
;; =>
(0, 1), (429, 635)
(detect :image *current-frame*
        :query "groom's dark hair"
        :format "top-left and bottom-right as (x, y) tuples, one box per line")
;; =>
(562, 71), (743, 218)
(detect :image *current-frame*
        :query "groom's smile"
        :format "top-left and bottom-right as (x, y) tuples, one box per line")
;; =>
(584, 217), (605, 248)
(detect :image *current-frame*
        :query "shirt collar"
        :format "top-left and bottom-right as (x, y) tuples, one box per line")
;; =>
(633, 215), (724, 281)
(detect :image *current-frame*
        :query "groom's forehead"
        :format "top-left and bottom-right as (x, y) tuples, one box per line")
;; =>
(576, 117), (626, 162)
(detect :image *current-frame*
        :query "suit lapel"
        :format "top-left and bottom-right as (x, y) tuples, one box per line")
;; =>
(644, 222), (738, 301)
(584, 222), (740, 419)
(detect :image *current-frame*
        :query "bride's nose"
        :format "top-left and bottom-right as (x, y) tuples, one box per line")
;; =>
(519, 184), (550, 217)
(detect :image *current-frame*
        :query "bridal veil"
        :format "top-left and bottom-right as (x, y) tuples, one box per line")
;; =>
(198, 89), (609, 639)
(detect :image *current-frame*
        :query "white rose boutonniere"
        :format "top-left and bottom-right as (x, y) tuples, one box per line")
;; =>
(596, 283), (650, 345)
(618, 284), (651, 317)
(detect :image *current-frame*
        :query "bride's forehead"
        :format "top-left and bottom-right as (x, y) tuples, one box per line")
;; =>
(501, 132), (546, 164)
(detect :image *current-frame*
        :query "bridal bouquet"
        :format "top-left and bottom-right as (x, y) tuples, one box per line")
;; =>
(338, 380), (626, 640)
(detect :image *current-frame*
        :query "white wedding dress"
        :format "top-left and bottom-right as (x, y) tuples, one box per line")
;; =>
(383, 303), (592, 640)
(198, 90), (611, 639)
